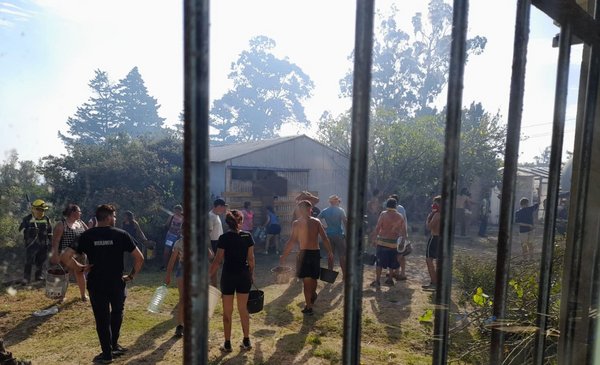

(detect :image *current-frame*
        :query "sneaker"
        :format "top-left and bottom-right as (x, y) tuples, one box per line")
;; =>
(370, 280), (380, 288)
(111, 344), (128, 357)
(220, 342), (233, 353)
(384, 278), (395, 286)
(175, 325), (184, 338)
(301, 307), (314, 315)
(93, 353), (113, 364)
(240, 338), (252, 350)
(421, 283), (437, 291)
(81, 294), (89, 302)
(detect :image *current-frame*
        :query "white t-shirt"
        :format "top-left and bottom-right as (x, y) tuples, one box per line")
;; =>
(208, 211), (223, 241)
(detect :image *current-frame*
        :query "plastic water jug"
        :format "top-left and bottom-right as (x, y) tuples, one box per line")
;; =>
(147, 284), (168, 313)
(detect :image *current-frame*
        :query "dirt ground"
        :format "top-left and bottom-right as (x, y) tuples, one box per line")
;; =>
(0, 229), (505, 365)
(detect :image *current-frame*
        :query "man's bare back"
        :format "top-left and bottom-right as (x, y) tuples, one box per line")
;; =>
(292, 216), (326, 250)
(374, 209), (406, 240)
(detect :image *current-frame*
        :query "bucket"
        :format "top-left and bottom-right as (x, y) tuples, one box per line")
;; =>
(271, 266), (292, 284)
(362, 252), (377, 266)
(45, 265), (69, 300)
(319, 267), (339, 283)
(208, 285), (221, 318)
(247, 285), (264, 314)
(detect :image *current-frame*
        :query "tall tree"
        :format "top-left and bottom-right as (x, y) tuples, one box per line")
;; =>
(210, 36), (315, 143)
(339, 0), (486, 117)
(59, 69), (121, 147)
(115, 67), (166, 138)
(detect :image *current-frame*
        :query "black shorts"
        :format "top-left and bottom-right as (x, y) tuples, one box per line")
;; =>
(296, 249), (321, 279)
(267, 224), (281, 235)
(426, 236), (441, 259)
(220, 270), (252, 295)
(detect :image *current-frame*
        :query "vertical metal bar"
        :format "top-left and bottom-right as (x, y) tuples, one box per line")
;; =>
(489, 0), (531, 363)
(587, 218), (600, 364)
(532, 22), (571, 365)
(431, 0), (469, 364)
(558, 29), (600, 365)
(342, 0), (374, 364)
(183, 0), (210, 364)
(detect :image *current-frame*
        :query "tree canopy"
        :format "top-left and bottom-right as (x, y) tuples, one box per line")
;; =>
(210, 36), (314, 143)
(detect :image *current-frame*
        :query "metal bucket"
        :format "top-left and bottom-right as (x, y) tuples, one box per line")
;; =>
(271, 266), (292, 284)
(45, 265), (69, 299)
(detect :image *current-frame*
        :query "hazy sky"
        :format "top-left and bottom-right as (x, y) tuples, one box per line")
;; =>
(0, 0), (581, 163)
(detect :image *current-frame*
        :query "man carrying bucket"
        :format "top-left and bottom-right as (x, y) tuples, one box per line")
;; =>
(280, 200), (334, 316)
(19, 199), (53, 284)
(62, 204), (144, 364)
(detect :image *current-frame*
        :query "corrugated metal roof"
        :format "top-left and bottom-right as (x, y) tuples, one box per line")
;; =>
(210, 135), (304, 162)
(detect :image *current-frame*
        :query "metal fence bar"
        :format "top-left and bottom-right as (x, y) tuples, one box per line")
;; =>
(558, 22), (600, 365)
(342, 1), (375, 364)
(183, 0), (211, 363)
(588, 217), (600, 364)
(489, 0), (531, 363)
(532, 21), (571, 365)
(431, 0), (469, 363)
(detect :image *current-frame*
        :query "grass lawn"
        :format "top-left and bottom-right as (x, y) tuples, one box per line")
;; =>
(0, 239), (458, 365)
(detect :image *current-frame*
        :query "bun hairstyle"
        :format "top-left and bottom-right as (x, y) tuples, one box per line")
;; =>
(62, 203), (80, 217)
(225, 209), (243, 231)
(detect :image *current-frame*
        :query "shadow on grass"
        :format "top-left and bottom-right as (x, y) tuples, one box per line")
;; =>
(127, 335), (180, 364)
(367, 281), (416, 343)
(262, 280), (302, 326)
(4, 298), (81, 347)
(266, 314), (317, 364)
(121, 318), (175, 361)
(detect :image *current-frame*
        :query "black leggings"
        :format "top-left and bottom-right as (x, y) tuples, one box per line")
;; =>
(89, 282), (127, 357)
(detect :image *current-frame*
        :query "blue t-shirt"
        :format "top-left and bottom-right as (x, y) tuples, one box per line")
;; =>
(318, 206), (346, 236)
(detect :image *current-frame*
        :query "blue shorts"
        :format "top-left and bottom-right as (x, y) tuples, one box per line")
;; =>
(376, 246), (400, 269)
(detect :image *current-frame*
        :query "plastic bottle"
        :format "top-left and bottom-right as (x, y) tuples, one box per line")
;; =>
(147, 284), (168, 313)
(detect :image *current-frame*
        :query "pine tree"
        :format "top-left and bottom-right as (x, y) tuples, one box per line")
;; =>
(115, 67), (165, 138)
(59, 69), (121, 147)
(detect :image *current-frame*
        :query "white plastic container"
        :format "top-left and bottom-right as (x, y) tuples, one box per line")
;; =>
(147, 284), (168, 313)
(208, 285), (221, 318)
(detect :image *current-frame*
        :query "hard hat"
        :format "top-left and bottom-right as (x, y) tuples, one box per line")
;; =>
(32, 199), (49, 210)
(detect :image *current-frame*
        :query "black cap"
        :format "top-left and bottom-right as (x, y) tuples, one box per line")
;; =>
(213, 198), (227, 207)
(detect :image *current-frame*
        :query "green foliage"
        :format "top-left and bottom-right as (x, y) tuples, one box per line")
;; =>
(472, 287), (492, 307)
(418, 309), (433, 323)
(210, 35), (315, 143)
(59, 67), (167, 148)
(38, 134), (183, 240)
(340, 0), (486, 116)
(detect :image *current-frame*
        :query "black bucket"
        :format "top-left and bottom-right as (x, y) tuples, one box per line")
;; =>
(319, 267), (339, 283)
(247, 287), (264, 314)
(362, 252), (377, 266)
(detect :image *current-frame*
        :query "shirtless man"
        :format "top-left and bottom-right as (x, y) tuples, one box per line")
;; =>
(370, 198), (407, 288)
(423, 195), (441, 290)
(280, 200), (334, 315)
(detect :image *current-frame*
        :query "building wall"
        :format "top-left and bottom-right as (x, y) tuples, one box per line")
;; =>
(209, 162), (226, 199)
(226, 136), (350, 211)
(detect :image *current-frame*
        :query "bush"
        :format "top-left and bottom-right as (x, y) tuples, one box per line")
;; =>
(0, 214), (20, 247)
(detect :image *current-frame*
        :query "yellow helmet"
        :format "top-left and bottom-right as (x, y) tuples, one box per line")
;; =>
(32, 199), (49, 210)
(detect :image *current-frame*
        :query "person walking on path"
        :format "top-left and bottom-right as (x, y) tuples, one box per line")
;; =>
(388, 194), (410, 281)
(318, 195), (347, 280)
(61, 204), (144, 364)
(209, 210), (255, 352)
(370, 198), (407, 288)
(280, 200), (334, 315)
(50, 203), (88, 302)
(478, 192), (491, 237)
(263, 206), (281, 254)
(422, 196), (441, 291)
(209, 199), (228, 286)
(514, 198), (540, 259)
(161, 205), (183, 270)
(19, 199), (53, 284)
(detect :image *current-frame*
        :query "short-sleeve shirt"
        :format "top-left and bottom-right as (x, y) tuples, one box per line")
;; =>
(217, 231), (254, 274)
(76, 226), (136, 287)
(241, 209), (254, 231)
(318, 206), (346, 236)
(515, 204), (539, 233)
(209, 211), (223, 241)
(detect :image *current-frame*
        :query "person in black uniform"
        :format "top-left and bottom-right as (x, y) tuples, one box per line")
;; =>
(209, 210), (255, 352)
(19, 199), (53, 284)
(61, 204), (144, 364)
